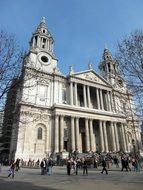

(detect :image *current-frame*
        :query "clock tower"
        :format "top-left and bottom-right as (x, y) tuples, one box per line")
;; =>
(25, 17), (58, 73)
(99, 48), (125, 90)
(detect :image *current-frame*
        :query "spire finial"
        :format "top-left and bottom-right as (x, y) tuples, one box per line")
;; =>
(41, 16), (46, 23)
(88, 62), (93, 69)
(69, 65), (74, 75)
(104, 43), (108, 49)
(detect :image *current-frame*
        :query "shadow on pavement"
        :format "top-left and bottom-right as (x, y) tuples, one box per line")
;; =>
(0, 178), (59, 190)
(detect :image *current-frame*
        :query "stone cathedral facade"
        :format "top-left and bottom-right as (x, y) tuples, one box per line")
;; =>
(6, 17), (141, 160)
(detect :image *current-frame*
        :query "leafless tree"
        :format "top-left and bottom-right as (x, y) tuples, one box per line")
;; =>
(0, 30), (23, 108)
(116, 30), (143, 113)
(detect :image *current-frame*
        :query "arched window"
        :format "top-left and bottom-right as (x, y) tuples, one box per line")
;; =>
(37, 127), (42, 139)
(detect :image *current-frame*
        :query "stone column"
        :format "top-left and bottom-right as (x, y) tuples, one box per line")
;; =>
(85, 118), (90, 152)
(71, 117), (75, 151)
(32, 37), (36, 47)
(96, 88), (100, 109)
(99, 120), (104, 152)
(54, 80), (59, 104)
(124, 126), (129, 152)
(89, 119), (95, 151)
(107, 91), (111, 111)
(54, 115), (59, 153)
(47, 40), (50, 51)
(60, 116), (64, 152)
(45, 39), (48, 50)
(104, 91), (108, 111)
(103, 121), (109, 152)
(121, 123), (127, 152)
(37, 36), (41, 47)
(100, 89), (104, 110)
(110, 122), (116, 151)
(74, 83), (78, 106)
(70, 82), (73, 105)
(114, 122), (120, 151)
(83, 85), (87, 107)
(110, 91), (114, 112)
(75, 117), (80, 150)
(51, 42), (53, 52)
(87, 86), (91, 108)
(49, 40), (52, 51)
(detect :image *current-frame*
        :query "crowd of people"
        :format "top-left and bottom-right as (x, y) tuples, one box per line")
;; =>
(0, 152), (142, 179)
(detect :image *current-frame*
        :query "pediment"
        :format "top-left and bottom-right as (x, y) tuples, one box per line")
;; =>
(73, 70), (110, 86)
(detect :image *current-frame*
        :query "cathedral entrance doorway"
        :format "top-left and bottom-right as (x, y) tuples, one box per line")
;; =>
(64, 140), (68, 151)
(81, 132), (86, 153)
(79, 118), (86, 153)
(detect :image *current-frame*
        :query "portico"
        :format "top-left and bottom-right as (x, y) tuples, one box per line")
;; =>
(69, 78), (112, 112)
(53, 111), (129, 153)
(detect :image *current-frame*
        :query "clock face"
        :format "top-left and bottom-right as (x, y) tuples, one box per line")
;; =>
(38, 53), (50, 65)
(41, 55), (48, 63)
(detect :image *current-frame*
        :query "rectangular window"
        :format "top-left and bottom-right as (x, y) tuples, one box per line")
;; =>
(43, 38), (46, 43)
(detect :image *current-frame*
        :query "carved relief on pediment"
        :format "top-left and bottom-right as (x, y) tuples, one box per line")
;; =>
(85, 73), (98, 81)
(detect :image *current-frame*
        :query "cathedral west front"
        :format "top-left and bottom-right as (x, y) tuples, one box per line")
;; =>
(3, 17), (141, 161)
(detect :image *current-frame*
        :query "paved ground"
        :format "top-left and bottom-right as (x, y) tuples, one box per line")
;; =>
(0, 166), (143, 190)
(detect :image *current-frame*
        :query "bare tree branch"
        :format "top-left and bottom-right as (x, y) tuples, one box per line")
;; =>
(0, 30), (23, 108)
(116, 30), (143, 111)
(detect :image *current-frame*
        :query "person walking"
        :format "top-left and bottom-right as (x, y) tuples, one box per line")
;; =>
(8, 160), (16, 178)
(101, 157), (108, 175)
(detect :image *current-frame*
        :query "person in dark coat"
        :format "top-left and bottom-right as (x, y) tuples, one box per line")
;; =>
(101, 157), (108, 174)
(67, 159), (71, 175)
(40, 158), (47, 175)
(83, 157), (88, 175)
(121, 156), (128, 171)
(15, 158), (20, 171)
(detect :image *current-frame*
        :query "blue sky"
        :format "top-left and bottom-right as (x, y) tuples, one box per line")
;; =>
(0, 0), (143, 75)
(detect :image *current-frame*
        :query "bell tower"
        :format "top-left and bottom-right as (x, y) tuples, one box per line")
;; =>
(29, 17), (54, 55)
(99, 48), (119, 85)
(25, 17), (58, 74)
